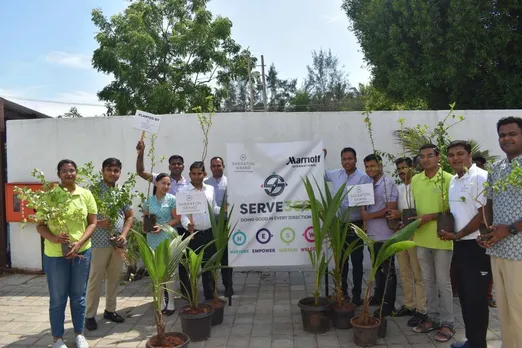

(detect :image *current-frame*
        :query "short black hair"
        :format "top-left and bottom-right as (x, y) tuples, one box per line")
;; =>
(57, 159), (77, 172)
(169, 155), (184, 164)
(472, 155), (486, 164)
(363, 153), (382, 163)
(102, 157), (122, 169)
(497, 116), (522, 133)
(153, 173), (170, 195)
(395, 157), (413, 167)
(419, 144), (440, 155)
(189, 161), (206, 172)
(412, 155), (419, 164)
(210, 156), (225, 165)
(447, 140), (471, 154)
(340, 147), (357, 158)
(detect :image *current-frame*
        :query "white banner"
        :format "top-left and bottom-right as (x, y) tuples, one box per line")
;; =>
(226, 141), (324, 267)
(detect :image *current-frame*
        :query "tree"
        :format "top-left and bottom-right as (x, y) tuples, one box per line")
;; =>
(266, 64), (297, 112)
(343, 0), (522, 109)
(91, 0), (249, 115)
(57, 107), (83, 118)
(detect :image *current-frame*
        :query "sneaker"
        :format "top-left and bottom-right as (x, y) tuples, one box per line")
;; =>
(407, 311), (428, 327)
(75, 335), (89, 348)
(394, 305), (415, 317)
(52, 339), (67, 348)
(104, 310), (125, 323)
(85, 317), (97, 331)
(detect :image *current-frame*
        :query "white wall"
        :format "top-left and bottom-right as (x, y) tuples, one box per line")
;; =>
(6, 110), (520, 270)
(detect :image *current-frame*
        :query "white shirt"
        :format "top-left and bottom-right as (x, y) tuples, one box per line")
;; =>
(448, 164), (488, 240)
(180, 183), (221, 231)
(397, 183), (415, 211)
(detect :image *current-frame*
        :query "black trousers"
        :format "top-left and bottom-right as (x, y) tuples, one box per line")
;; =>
(341, 220), (364, 299)
(373, 242), (397, 312)
(454, 240), (491, 348)
(178, 228), (216, 300)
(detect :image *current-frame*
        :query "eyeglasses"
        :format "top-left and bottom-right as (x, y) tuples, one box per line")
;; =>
(418, 154), (437, 160)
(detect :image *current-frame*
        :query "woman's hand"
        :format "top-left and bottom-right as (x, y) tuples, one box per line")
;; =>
(65, 242), (82, 259)
(151, 225), (162, 234)
(51, 233), (69, 244)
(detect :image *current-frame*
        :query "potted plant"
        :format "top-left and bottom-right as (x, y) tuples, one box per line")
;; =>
(132, 225), (191, 348)
(294, 176), (348, 334)
(178, 243), (217, 342)
(349, 219), (420, 347)
(140, 133), (165, 232)
(15, 169), (84, 256)
(396, 118), (417, 225)
(205, 200), (236, 326)
(124, 219), (146, 281)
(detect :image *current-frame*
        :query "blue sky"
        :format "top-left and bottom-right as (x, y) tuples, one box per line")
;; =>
(0, 0), (369, 117)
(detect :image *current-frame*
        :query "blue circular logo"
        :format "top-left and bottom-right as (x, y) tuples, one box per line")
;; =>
(256, 228), (273, 244)
(232, 231), (247, 246)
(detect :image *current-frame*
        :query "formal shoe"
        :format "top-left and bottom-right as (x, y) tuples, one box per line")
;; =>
(164, 309), (176, 316)
(225, 288), (235, 297)
(351, 296), (363, 306)
(394, 305), (415, 317)
(104, 310), (125, 323)
(85, 317), (97, 331)
(52, 338), (67, 348)
(451, 341), (469, 348)
(75, 334), (89, 348)
(373, 307), (395, 318)
(407, 311), (428, 327)
(488, 298), (497, 308)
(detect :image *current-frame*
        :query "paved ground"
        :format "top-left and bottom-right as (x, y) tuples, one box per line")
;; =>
(0, 270), (503, 348)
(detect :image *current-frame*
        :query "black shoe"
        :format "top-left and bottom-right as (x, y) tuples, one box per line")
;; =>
(394, 305), (415, 317)
(85, 317), (97, 331)
(407, 311), (427, 327)
(373, 307), (395, 318)
(104, 310), (125, 323)
(164, 309), (176, 316)
(225, 288), (235, 297)
(351, 296), (363, 306)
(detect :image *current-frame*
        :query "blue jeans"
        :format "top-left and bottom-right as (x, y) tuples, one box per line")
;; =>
(43, 249), (92, 338)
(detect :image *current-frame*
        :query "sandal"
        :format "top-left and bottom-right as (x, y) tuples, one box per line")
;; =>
(434, 325), (455, 342)
(413, 319), (440, 333)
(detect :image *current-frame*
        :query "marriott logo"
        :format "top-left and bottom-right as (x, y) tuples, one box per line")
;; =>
(286, 154), (321, 167)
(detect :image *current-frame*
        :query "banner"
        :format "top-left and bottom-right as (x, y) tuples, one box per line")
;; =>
(226, 141), (324, 267)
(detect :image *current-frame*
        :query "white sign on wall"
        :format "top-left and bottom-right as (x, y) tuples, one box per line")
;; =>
(176, 191), (207, 215)
(347, 183), (375, 207)
(226, 141), (324, 267)
(133, 110), (161, 134)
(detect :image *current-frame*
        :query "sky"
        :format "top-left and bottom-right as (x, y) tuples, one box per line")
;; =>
(0, 0), (370, 117)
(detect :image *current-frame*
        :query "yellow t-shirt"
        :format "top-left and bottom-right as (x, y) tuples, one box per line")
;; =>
(45, 186), (98, 257)
(411, 169), (454, 250)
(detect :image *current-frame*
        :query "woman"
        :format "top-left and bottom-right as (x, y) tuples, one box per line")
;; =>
(38, 159), (97, 348)
(143, 173), (180, 315)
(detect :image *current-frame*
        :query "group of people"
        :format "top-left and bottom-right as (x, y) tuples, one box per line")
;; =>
(325, 116), (522, 348)
(38, 144), (232, 348)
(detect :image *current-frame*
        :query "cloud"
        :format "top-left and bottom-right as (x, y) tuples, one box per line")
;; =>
(44, 51), (92, 69)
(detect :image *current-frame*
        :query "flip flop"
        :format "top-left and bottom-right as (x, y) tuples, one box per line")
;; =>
(434, 325), (455, 342)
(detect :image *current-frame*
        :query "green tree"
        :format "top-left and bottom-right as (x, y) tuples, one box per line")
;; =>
(91, 0), (249, 115)
(343, 0), (522, 109)
(57, 107), (83, 118)
(266, 64), (297, 112)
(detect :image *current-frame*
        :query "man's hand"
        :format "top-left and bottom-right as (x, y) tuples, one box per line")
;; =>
(97, 219), (111, 230)
(361, 207), (371, 221)
(481, 224), (510, 247)
(51, 233), (69, 245)
(136, 141), (145, 154)
(65, 242), (82, 259)
(411, 213), (436, 225)
(438, 229), (454, 241)
(116, 235), (127, 246)
(188, 223), (195, 234)
(387, 209), (402, 220)
(476, 235), (490, 249)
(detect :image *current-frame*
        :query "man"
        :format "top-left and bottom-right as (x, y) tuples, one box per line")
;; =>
(480, 117), (522, 347)
(411, 144), (455, 342)
(204, 156), (234, 297)
(361, 154), (398, 317)
(85, 158), (133, 331)
(180, 161), (221, 300)
(472, 154), (497, 308)
(135, 141), (188, 195)
(325, 147), (372, 306)
(439, 141), (490, 348)
(387, 157), (427, 327)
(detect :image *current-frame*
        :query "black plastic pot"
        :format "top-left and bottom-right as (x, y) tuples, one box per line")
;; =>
(402, 208), (417, 226)
(385, 213), (401, 230)
(298, 297), (332, 334)
(350, 316), (381, 347)
(331, 300), (356, 329)
(479, 223), (492, 235)
(179, 303), (214, 342)
(143, 214), (157, 233)
(437, 212), (455, 234)
(204, 298), (226, 326)
(145, 332), (190, 348)
(377, 317), (387, 338)
(61, 242), (72, 256)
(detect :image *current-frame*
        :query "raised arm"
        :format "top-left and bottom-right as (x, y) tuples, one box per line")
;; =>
(136, 141), (153, 182)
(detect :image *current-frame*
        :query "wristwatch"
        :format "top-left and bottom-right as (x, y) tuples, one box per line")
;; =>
(508, 224), (519, 235)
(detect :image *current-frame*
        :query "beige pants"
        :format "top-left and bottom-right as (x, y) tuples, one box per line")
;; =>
(396, 246), (426, 313)
(491, 256), (522, 348)
(85, 247), (123, 318)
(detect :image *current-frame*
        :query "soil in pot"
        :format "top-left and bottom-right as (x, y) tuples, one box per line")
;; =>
(331, 300), (356, 329)
(143, 214), (157, 233)
(350, 316), (381, 347)
(377, 317), (387, 338)
(179, 303), (214, 342)
(204, 298), (226, 326)
(385, 212), (401, 231)
(146, 332), (190, 348)
(298, 297), (332, 334)
(437, 212), (455, 234)
(402, 208), (417, 226)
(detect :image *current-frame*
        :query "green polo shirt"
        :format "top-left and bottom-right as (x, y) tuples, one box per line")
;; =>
(45, 186), (98, 257)
(411, 169), (453, 250)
